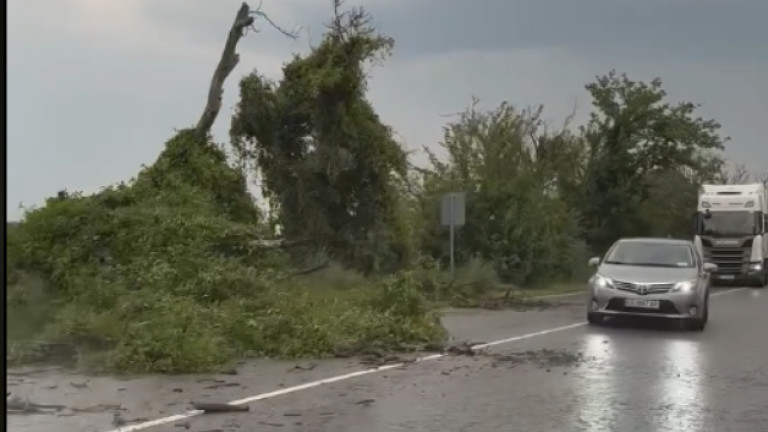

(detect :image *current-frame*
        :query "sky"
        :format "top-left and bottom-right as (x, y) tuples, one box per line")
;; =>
(7, 0), (768, 220)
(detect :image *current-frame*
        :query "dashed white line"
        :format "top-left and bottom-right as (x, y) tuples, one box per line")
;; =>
(105, 287), (746, 432)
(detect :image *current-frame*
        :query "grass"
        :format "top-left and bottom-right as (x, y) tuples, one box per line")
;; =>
(409, 258), (587, 309)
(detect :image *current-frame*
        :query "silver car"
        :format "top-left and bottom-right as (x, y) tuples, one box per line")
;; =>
(586, 238), (717, 331)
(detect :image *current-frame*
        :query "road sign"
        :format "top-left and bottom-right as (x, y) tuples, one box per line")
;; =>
(441, 192), (466, 227)
(440, 192), (466, 278)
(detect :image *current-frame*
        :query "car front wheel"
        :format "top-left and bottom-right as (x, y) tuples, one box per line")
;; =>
(587, 312), (604, 326)
(687, 318), (706, 331)
(687, 298), (709, 331)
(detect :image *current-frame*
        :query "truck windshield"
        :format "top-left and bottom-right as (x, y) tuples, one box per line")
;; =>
(700, 211), (757, 236)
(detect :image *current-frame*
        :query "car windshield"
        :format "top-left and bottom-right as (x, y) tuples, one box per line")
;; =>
(700, 211), (757, 236)
(603, 242), (694, 268)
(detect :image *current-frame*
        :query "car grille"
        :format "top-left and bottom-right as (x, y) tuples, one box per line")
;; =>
(606, 298), (679, 314)
(613, 281), (675, 295)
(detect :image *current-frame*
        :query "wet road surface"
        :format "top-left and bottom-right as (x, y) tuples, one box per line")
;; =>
(7, 287), (768, 432)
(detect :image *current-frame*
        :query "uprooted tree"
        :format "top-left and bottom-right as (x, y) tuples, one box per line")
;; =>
(6, 2), (445, 373)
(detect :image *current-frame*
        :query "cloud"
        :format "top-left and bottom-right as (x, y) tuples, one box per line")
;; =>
(7, 0), (768, 219)
(371, 0), (768, 61)
(369, 47), (768, 170)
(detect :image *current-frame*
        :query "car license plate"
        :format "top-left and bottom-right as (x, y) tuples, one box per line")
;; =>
(625, 299), (660, 309)
(718, 275), (735, 280)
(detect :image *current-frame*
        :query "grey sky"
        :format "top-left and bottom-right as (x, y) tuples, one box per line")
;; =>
(7, 0), (768, 219)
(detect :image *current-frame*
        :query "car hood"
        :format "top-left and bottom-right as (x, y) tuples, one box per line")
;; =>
(597, 264), (697, 283)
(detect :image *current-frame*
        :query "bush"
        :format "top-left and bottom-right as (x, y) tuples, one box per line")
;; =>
(6, 131), (445, 373)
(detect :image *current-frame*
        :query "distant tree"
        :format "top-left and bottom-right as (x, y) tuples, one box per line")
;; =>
(755, 171), (768, 187)
(416, 101), (584, 284)
(579, 71), (727, 251)
(717, 163), (752, 184)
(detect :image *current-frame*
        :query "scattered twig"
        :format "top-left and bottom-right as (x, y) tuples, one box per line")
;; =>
(71, 403), (124, 413)
(192, 402), (250, 413)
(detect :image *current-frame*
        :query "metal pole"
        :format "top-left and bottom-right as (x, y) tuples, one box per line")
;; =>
(449, 194), (455, 278)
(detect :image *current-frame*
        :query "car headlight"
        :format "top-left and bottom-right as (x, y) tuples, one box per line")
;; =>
(749, 262), (763, 272)
(672, 280), (696, 293)
(591, 274), (614, 289)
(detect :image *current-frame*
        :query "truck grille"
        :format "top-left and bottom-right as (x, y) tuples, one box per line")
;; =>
(703, 247), (751, 274)
(614, 281), (675, 295)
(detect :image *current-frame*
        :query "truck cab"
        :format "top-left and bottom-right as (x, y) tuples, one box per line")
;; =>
(694, 183), (767, 287)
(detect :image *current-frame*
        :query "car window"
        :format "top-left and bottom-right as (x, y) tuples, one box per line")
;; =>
(604, 242), (695, 268)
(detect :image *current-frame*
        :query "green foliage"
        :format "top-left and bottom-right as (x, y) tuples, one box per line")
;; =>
(415, 103), (584, 285)
(579, 71), (726, 251)
(231, 6), (411, 274)
(6, 129), (444, 373)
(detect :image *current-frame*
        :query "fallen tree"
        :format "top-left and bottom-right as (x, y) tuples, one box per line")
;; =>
(6, 2), (445, 373)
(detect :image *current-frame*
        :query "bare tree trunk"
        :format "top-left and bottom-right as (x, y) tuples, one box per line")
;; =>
(195, 3), (255, 137)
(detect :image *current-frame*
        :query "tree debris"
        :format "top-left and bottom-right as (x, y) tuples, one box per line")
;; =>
(192, 402), (250, 413)
(6, 395), (66, 414)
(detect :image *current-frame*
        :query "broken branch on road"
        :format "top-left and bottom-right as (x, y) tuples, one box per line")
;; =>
(192, 402), (250, 413)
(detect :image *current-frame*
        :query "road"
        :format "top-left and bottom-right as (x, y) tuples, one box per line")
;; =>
(6, 287), (768, 432)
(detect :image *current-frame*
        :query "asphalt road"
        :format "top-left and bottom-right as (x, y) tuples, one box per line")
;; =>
(7, 287), (768, 432)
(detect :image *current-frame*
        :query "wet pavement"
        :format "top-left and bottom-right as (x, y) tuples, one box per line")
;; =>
(7, 287), (768, 432)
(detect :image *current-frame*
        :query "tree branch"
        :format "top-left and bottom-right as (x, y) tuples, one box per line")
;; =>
(195, 3), (253, 137)
(195, 2), (299, 138)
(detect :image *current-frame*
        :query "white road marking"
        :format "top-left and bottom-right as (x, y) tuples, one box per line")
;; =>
(104, 287), (746, 432)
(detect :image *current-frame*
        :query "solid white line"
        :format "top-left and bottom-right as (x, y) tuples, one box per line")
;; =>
(104, 287), (746, 432)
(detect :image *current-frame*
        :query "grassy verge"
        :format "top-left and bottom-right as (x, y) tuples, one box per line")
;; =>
(411, 258), (586, 309)
(518, 282), (586, 298)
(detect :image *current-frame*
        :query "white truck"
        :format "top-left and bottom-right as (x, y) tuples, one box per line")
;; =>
(694, 183), (767, 287)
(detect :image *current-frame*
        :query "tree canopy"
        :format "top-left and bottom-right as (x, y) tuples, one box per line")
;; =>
(231, 4), (411, 274)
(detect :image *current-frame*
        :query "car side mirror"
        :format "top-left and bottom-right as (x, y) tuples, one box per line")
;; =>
(588, 257), (600, 267)
(703, 262), (718, 272)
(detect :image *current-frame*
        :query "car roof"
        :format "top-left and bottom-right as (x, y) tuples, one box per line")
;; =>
(615, 237), (694, 246)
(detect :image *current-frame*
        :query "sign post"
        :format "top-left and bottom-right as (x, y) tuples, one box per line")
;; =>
(441, 192), (466, 277)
